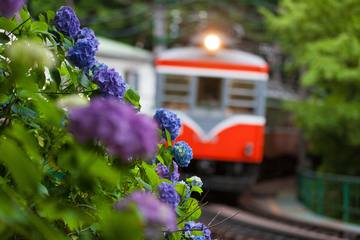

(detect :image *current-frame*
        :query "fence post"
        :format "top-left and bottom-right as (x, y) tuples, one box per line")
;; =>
(317, 177), (324, 214)
(342, 182), (350, 222)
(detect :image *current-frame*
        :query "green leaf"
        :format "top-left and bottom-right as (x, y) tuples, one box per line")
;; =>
(31, 67), (46, 89)
(0, 18), (17, 32)
(0, 137), (41, 194)
(180, 198), (202, 221)
(89, 159), (120, 187)
(140, 162), (160, 189)
(50, 68), (61, 87)
(191, 186), (203, 194)
(175, 183), (188, 200)
(79, 73), (91, 88)
(165, 129), (172, 147)
(31, 21), (48, 33)
(124, 88), (141, 110)
(19, 8), (32, 29)
(46, 10), (55, 22)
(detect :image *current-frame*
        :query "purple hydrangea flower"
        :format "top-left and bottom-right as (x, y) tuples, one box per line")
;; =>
(156, 161), (179, 182)
(69, 98), (158, 160)
(154, 109), (181, 140)
(173, 141), (193, 167)
(0, 0), (25, 18)
(114, 191), (177, 232)
(93, 64), (127, 99)
(67, 38), (97, 70)
(54, 6), (80, 38)
(184, 221), (211, 240)
(75, 27), (99, 51)
(158, 182), (180, 208)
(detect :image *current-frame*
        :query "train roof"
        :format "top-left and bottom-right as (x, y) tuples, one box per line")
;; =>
(97, 37), (152, 62)
(155, 47), (269, 81)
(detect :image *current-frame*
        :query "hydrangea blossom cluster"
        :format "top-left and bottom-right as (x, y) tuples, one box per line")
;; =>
(54, 7), (98, 70)
(0, 0), (25, 18)
(154, 109), (181, 140)
(67, 39), (98, 70)
(93, 64), (127, 99)
(54, 6), (80, 38)
(187, 176), (203, 188)
(173, 141), (193, 167)
(54, 6), (128, 99)
(156, 161), (179, 182)
(75, 27), (99, 50)
(158, 182), (180, 208)
(69, 98), (158, 160)
(114, 191), (177, 232)
(184, 221), (211, 240)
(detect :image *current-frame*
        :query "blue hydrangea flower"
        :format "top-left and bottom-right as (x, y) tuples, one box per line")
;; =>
(156, 161), (179, 182)
(93, 64), (127, 99)
(193, 237), (205, 240)
(75, 27), (99, 51)
(69, 98), (158, 160)
(158, 182), (180, 208)
(184, 221), (211, 240)
(114, 191), (177, 233)
(54, 6), (80, 38)
(0, 0), (25, 18)
(187, 176), (203, 188)
(154, 109), (181, 140)
(67, 38), (97, 70)
(173, 141), (193, 167)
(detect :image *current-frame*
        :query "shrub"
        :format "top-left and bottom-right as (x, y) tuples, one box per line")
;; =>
(0, 4), (210, 240)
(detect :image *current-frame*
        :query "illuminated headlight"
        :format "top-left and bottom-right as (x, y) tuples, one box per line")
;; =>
(203, 34), (221, 52)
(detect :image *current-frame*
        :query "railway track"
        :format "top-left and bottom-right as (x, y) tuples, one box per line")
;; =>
(202, 203), (360, 240)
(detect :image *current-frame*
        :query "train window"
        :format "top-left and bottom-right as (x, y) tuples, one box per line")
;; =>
(124, 70), (139, 90)
(196, 77), (222, 109)
(226, 80), (256, 114)
(162, 75), (190, 110)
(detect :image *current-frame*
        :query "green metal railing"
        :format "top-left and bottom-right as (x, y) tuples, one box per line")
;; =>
(298, 170), (360, 223)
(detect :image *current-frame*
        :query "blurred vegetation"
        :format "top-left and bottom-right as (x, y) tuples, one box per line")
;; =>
(0, 6), (205, 239)
(263, 0), (360, 175)
(27, 0), (278, 50)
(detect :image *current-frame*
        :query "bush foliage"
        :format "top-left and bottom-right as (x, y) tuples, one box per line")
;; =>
(0, 5), (210, 240)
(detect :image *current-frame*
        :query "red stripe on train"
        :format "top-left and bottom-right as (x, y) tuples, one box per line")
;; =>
(155, 59), (269, 73)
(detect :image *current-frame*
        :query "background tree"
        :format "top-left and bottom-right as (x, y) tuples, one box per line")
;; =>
(263, 0), (360, 175)
(28, 0), (278, 51)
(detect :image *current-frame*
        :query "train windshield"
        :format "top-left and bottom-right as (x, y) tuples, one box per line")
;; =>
(197, 77), (222, 109)
(158, 74), (266, 116)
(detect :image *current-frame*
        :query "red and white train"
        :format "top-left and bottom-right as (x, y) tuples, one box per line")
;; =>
(98, 35), (269, 192)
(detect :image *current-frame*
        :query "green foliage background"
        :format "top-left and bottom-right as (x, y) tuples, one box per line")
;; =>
(263, 0), (360, 175)
(27, 0), (278, 50)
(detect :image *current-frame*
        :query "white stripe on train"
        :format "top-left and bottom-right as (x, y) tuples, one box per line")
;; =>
(175, 111), (265, 142)
(156, 66), (268, 81)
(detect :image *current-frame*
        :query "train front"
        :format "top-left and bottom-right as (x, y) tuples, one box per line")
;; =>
(155, 34), (269, 192)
